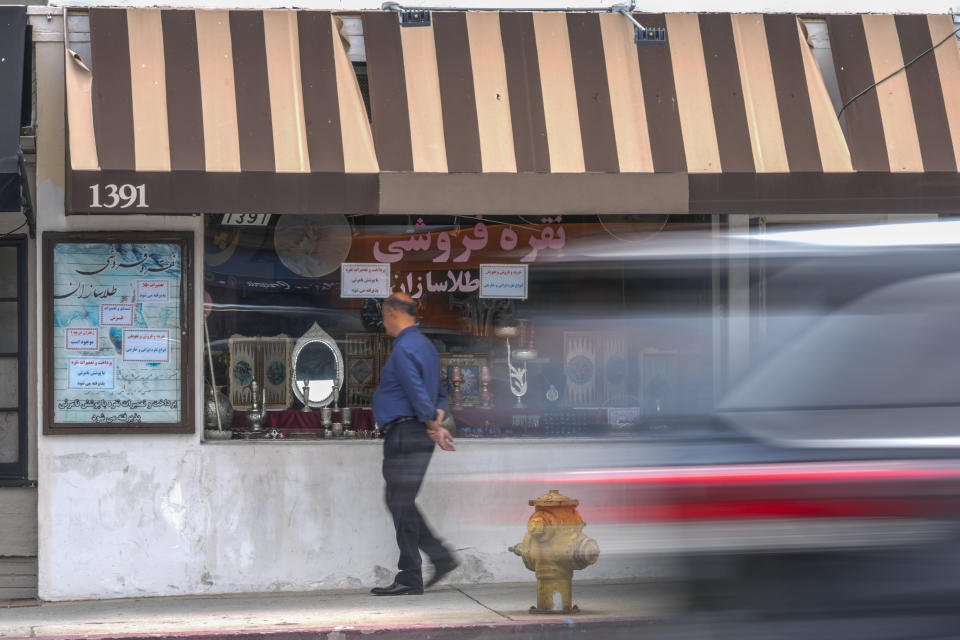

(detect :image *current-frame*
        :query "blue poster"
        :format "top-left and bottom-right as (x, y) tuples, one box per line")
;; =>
(52, 242), (182, 424)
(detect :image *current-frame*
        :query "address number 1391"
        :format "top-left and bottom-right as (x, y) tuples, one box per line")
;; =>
(89, 184), (148, 209)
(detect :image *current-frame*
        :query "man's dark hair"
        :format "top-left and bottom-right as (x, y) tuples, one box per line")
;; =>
(383, 295), (417, 318)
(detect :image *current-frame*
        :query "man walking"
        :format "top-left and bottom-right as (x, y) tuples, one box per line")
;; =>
(370, 293), (459, 596)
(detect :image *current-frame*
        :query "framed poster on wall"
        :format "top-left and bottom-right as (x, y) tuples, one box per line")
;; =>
(43, 232), (194, 434)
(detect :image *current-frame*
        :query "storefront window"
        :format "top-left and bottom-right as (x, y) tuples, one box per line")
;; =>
(202, 214), (715, 440)
(0, 239), (27, 479)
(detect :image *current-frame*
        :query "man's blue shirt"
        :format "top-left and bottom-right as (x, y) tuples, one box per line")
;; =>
(373, 325), (448, 426)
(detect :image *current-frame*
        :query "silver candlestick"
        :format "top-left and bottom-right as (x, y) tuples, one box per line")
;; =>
(495, 325), (537, 409)
(301, 380), (312, 412)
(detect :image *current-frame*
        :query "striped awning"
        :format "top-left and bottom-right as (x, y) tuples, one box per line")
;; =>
(699, 13), (960, 214)
(65, 9), (960, 216)
(67, 9), (378, 215)
(829, 14), (960, 173)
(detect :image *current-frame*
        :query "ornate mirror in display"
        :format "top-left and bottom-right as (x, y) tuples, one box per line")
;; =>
(291, 323), (344, 409)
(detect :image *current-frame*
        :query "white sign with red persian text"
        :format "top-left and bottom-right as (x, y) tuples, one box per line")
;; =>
(341, 263), (391, 298)
(480, 264), (528, 299)
(65, 327), (99, 351)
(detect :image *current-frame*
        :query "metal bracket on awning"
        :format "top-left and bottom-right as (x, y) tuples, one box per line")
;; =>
(401, 10), (430, 27)
(611, 2), (666, 45)
(382, 2), (431, 27)
(381, 0), (666, 44)
(634, 26), (667, 45)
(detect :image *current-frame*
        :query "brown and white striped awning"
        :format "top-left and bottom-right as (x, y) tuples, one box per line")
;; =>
(65, 9), (960, 216)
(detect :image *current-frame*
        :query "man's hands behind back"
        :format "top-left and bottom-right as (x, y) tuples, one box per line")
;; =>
(426, 408), (456, 451)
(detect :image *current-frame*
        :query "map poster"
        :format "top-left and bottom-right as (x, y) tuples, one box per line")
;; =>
(43, 232), (194, 434)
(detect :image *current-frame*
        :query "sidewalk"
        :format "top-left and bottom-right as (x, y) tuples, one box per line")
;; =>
(0, 580), (683, 640)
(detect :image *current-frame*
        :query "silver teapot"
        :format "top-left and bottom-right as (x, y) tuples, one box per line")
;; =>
(245, 380), (267, 432)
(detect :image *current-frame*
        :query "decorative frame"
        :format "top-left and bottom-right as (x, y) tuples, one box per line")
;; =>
(291, 322), (344, 409)
(564, 331), (634, 408)
(602, 334), (630, 406)
(639, 348), (680, 417)
(228, 334), (292, 410)
(439, 353), (489, 407)
(344, 333), (377, 407)
(43, 231), (194, 434)
(344, 333), (393, 407)
(563, 332), (601, 407)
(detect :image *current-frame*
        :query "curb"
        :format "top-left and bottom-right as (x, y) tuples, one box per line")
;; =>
(2, 616), (649, 640)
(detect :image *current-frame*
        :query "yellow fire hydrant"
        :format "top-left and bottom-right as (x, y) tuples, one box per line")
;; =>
(509, 489), (599, 614)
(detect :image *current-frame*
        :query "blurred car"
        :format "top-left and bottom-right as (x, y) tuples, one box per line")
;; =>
(450, 234), (960, 613)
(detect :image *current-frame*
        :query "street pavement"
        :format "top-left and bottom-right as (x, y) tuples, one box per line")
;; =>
(0, 580), (681, 640)
(3, 579), (960, 640)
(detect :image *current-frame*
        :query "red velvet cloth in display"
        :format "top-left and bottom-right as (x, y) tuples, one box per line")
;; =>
(450, 406), (542, 436)
(450, 406), (607, 436)
(231, 408), (375, 433)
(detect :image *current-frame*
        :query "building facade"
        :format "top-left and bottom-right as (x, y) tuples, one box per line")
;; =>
(0, 0), (957, 601)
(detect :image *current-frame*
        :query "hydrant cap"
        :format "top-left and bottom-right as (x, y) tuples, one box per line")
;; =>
(529, 489), (580, 507)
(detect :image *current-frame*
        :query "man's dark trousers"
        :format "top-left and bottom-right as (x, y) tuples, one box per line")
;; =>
(382, 420), (453, 589)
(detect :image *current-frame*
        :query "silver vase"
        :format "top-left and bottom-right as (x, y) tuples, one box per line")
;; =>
(204, 385), (234, 430)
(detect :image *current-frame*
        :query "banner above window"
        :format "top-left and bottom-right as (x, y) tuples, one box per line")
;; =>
(65, 10), (960, 216)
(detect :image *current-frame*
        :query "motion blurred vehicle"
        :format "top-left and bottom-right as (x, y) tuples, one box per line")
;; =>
(452, 222), (960, 613)
(211, 217), (960, 614)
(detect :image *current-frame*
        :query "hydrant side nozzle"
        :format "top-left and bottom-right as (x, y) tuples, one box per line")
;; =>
(572, 535), (600, 570)
(528, 516), (548, 539)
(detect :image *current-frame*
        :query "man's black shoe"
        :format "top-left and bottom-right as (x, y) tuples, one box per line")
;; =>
(425, 558), (460, 589)
(370, 581), (423, 596)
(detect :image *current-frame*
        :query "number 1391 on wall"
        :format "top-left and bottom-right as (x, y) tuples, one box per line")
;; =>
(89, 184), (148, 209)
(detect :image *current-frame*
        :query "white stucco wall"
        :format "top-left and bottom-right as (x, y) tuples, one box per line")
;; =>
(35, 211), (206, 601)
(42, 438), (661, 600)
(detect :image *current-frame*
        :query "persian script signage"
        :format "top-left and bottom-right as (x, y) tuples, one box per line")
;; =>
(99, 303), (134, 326)
(68, 358), (115, 389)
(479, 264), (528, 299)
(137, 279), (170, 302)
(341, 263), (391, 298)
(122, 329), (171, 363)
(44, 232), (194, 434)
(370, 221), (567, 266)
(348, 219), (568, 300)
(65, 327), (99, 351)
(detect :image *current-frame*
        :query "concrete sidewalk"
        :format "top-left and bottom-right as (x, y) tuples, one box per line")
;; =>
(0, 580), (683, 640)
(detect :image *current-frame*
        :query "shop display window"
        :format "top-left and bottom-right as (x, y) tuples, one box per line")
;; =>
(202, 214), (715, 440)
(0, 238), (27, 480)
